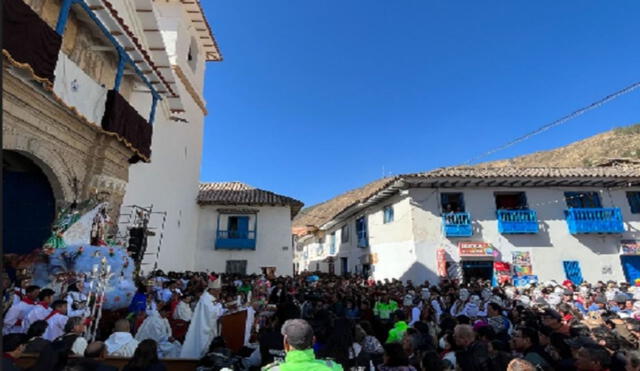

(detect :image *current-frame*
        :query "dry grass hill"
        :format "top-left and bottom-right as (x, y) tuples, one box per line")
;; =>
(476, 123), (640, 168)
(293, 123), (640, 231)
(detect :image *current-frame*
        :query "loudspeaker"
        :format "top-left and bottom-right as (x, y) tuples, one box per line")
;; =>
(128, 227), (146, 262)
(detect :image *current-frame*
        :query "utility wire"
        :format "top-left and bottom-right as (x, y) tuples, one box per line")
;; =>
(465, 80), (640, 165)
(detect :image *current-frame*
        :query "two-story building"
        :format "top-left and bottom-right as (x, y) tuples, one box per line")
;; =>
(294, 165), (640, 285)
(3, 0), (192, 255)
(196, 182), (303, 276)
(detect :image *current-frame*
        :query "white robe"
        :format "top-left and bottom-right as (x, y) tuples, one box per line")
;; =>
(173, 301), (193, 322)
(66, 292), (90, 318)
(3, 300), (36, 334)
(105, 332), (139, 357)
(71, 336), (89, 356)
(44, 313), (68, 341)
(24, 304), (52, 332)
(244, 306), (255, 346)
(180, 291), (223, 359)
(11, 289), (25, 306)
(135, 311), (182, 358)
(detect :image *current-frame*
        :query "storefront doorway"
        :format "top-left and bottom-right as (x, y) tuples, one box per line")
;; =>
(461, 260), (494, 282)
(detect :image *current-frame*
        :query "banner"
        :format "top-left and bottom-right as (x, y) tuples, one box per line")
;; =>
(512, 251), (533, 277)
(436, 249), (447, 278)
(622, 240), (640, 255)
(513, 275), (538, 287)
(458, 242), (493, 257)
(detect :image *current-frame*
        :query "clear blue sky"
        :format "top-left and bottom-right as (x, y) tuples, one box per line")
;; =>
(199, 1), (640, 207)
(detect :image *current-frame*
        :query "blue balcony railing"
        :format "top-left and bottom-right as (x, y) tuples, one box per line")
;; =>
(215, 230), (256, 249)
(497, 209), (539, 234)
(442, 212), (473, 237)
(565, 208), (624, 234)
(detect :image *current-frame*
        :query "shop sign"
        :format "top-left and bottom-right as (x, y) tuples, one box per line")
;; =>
(622, 240), (640, 255)
(458, 242), (493, 257)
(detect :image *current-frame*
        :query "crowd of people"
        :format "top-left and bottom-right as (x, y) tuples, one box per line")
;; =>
(4, 269), (640, 371)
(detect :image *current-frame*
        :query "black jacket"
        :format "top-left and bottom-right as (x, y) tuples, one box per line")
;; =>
(456, 341), (492, 371)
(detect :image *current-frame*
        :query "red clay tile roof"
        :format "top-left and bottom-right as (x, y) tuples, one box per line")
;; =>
(408, 166), (640, 179)
(198, 182), (303, 217)
(294, 165), (640, 234)
(292, 177), (399, 231)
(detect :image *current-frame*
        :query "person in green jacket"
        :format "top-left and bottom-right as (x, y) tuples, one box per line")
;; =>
(374, 294), (398, 320)
(262, 319), (343, 371)
(386, 310), (409, 343)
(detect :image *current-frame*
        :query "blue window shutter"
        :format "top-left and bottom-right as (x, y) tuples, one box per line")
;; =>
(237, 216), (249, 238)
(563, 261), (583, 285)
(384, 206), (394, 223)
(627, 192), (640, 214)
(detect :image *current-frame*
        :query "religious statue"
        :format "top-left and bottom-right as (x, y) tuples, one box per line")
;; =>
(90, 206), (111, 246)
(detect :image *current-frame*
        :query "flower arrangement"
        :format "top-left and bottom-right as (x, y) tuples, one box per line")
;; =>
(108, 248), (115, 257)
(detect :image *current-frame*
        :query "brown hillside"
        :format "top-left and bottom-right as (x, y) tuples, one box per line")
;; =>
(293, 177), (397, 232)
(477, 124), (640, 168)
(293, 124), (640, 234)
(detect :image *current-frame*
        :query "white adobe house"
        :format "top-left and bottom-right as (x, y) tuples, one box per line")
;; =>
(121, 0), (223, 271)
(195, 182), (303, 276)
(294, 166), (640, 285)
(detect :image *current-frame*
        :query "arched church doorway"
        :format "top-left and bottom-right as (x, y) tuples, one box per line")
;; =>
(3, 150), (57, 255)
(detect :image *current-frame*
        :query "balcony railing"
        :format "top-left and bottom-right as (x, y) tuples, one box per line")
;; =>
(442, 212), (473, 237)
(497, 209), (539, 234)
(215, 230), (256, 250)
(565, 208), (624, 234)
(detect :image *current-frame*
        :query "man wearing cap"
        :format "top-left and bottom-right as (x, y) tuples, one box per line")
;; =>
(541, 308), (570, 336)
(262, 319), (342, 371)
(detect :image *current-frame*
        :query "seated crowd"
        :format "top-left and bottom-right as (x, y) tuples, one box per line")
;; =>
(3, 270), (640, 371)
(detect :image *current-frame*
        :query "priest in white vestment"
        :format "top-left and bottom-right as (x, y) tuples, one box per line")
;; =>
(180, 279), (224, 359)
(135, 306), (182, 358)
(105, 319), (139, 357)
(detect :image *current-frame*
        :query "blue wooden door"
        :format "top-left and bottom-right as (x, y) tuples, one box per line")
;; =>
(563, 261), (584, 285)
(3, 164), (56, 255)
(621, 256), (640, 283)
